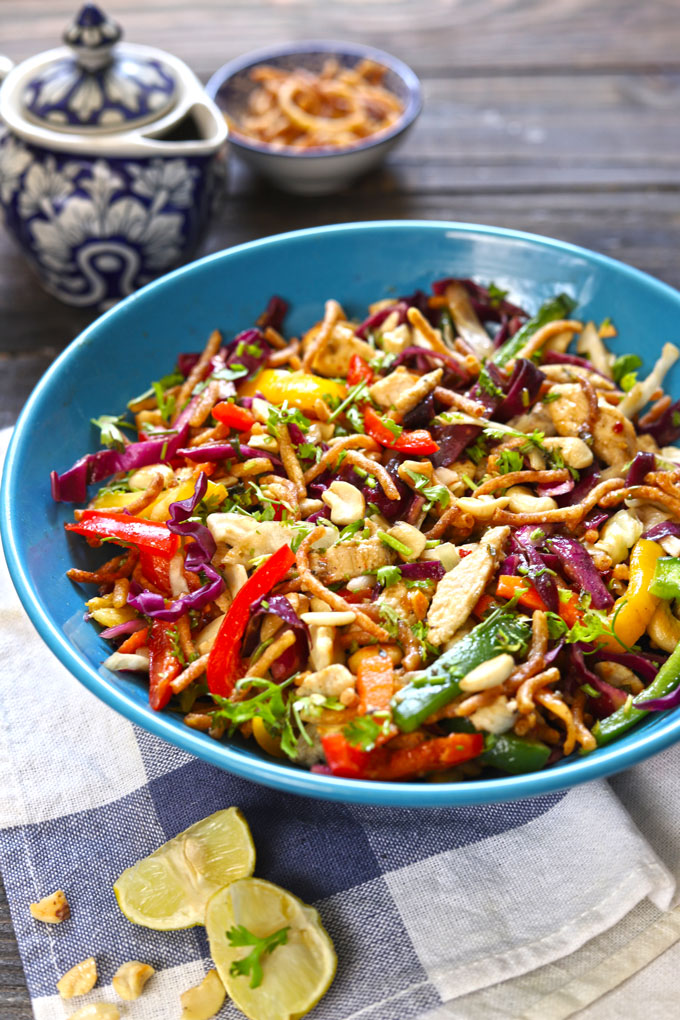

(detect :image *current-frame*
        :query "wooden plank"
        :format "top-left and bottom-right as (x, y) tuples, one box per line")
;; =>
(0, 879), (31, 1017)
(1, 0), (679, 78)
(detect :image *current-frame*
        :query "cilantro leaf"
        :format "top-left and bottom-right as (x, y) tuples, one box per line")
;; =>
(487, 281), (509, 307)
(91, 414), (135, 451)
(497, 448), (523, 474)
(612, 353), (643, 387)
(267, 402), (311, 436)
(343, 715), (383, 751)
(376, 564), (402, 587)
(227, 924), (290, 988)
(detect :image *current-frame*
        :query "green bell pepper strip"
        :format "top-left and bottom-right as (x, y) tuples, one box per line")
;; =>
(391, 609), (532, 732)
(490, 293), (577, 368)
(480, 733), (551, 774)
(593, 641), (680, 746)
(649, 557), (680, 600)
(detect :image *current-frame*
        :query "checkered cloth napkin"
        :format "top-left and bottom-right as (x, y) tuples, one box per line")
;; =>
(3, 425), (680, 1020)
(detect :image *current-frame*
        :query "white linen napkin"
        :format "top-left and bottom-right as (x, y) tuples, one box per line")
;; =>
(2, 426), (680, 1020)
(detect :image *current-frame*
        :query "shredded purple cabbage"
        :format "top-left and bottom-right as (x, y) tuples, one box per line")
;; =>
(364, 457), (412, 520)
(402, 393), (436, 430)
(592, 650), (659, 684)
(540, 350), (613, 383)
(430, 423), (481, 468)
(51, 423), (190, 503)
(537, 477), (575, 497)
(398, 561), (446, 582)
(431, 277), (527, 322)
(569, 644), (628, 717)
(626, 451), (656, 486)
(557, 467), (601, 507)
(644, 521), (680, 542)
(127, 473), (225, 622)
(391, 346), (469, 382)
(258, 295), (289, 333)
(583, 510), (610, 530)
(548, 535), (613, 609)
(177, 442), (282, 468)
(513, 525), (558, 612)
(637, 686), (680, 712)
(494, 359), (546, 421)
(355, 302), (407, 339)
(99, 619), (147, 640)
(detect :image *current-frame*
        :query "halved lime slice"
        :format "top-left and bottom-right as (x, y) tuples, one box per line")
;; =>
(205, 878), (337, 1020)
(114, 808), (255, 930)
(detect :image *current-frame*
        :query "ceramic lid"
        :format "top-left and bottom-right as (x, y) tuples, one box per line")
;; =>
(21, 4), (178, 133)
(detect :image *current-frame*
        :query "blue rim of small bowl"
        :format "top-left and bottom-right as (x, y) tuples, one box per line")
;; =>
(206, 39), (422, 159)
(4, 219), (680, 807)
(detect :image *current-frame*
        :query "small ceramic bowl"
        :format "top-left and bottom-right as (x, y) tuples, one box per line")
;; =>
(207, 41), (422, 195)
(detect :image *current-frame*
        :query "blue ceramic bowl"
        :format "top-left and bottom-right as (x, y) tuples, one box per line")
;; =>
(3, 221), (680, 807)
(207, 41), (422, 195)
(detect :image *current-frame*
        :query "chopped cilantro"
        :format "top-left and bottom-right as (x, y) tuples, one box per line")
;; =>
(377, 602), (401, 638)
(487, 282), (509, 307)
(378, 531), (412, 557)
(343, 715), (385, 751)
(90, 414), (135, 451)
(267, 402), (310, 435)
(381, 416), (403, 440)
(612, 353), (643, 387)
(477, 365), (504, 399)
(376, 564), (402, 587)
(497, 448), (524, 474)
(403, 469), (451, 511)
(542, 390), (562, 404)
(327, 380), (369, 423)
(226, 924), (290, 989)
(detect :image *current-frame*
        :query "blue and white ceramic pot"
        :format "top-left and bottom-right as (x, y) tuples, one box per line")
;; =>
(0, 4), (227, 309)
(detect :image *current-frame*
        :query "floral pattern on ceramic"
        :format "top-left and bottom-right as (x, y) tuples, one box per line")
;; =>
(0, 130), (218, 309)
(24, 4), (176, 130)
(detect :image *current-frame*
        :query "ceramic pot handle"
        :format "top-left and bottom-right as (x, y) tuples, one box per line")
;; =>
(0, 56), (14, 83)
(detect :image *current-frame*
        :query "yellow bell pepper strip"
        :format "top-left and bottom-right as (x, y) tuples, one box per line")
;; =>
(597, 539), (663, 652)
(206, 544), (296, 697)
(238, 369), (346, 416)
(65, 510), (179, 556)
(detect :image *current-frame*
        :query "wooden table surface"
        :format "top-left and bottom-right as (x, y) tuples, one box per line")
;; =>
(2, 0), (680, 1013)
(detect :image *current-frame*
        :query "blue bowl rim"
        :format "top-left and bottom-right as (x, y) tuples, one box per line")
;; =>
(206, 39), (423, 160)
(4, 218), (680, 807)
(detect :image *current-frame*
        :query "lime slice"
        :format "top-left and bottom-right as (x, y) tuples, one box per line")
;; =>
(114, 808), (255, 930)
(205, 878), (337, 1020)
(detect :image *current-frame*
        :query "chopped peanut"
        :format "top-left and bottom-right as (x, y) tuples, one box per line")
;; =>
(57, 956), (97, 999)
(29, 889), (70, 924)
(112, 960), (155, 1001)
(180, 969), (226, 1020)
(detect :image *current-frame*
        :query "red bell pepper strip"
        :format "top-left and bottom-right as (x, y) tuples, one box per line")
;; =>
(65, 511), (179, 556)
(364, 407), (439, 455)
(206, 544), (296, 697)
(212, 402), (256, 431)
(148, 620), (182, 711)
(138, 548), (174, 596)
(347, 354), (374, 387)
(322, 731), (484, 781)
(117, 626), (150, 655)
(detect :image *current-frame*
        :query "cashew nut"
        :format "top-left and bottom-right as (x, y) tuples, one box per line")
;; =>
(506, 486), (558, 514)
(387, 521), (427, 561)
(647, 601), (680, 653)
(112, 960), (155, 1001)
(398, 459), (435, 487)
(246, 433), (279, 452)
(57, 957), (97, 999)
(593, 509), (642, 565)
(321, 480), (366, 525)
(68, 1006), (119, 1020)
(541, 436), (594, 469)
(459, 653), (516, 692)
(180, 969), (226, 1020)
(29, 889), (70, 924)
(128, 463), (174, 490)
